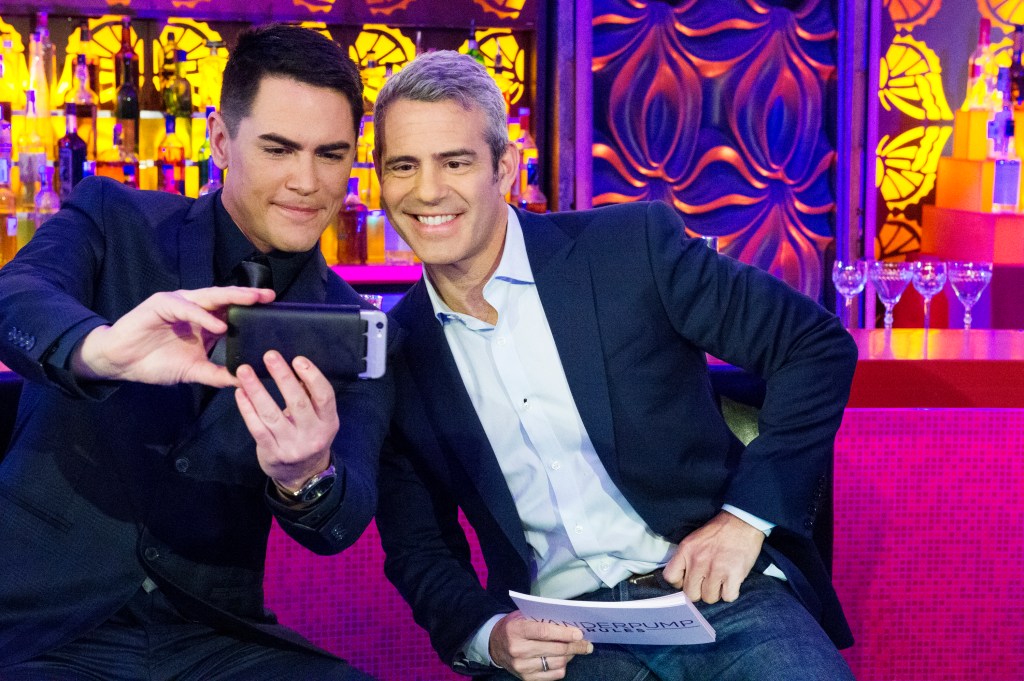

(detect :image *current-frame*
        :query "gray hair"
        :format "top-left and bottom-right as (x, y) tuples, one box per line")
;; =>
(374, 50), (510, 174)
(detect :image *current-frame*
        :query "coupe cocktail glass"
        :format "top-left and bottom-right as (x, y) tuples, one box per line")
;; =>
(832, 260), (867, 327)
(868, 261), (915, 330)
(947, 261), (993, 331)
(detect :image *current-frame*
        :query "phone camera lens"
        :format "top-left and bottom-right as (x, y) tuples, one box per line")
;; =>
(376, 321), (384, 329)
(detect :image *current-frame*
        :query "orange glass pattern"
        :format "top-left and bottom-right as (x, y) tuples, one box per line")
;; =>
(592, 0), (839, 297)
(884, 0), (941, 32)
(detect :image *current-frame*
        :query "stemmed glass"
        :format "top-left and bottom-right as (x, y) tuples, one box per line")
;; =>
(831, 260), (867, 327)
(911, 261), (947, 330)
(868, 261), (916, 330)
(947, 261), (993, 331)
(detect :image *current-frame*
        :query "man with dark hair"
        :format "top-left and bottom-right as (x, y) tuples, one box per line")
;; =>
(374, 51), (857, 681)
(0, 24), (388, 680)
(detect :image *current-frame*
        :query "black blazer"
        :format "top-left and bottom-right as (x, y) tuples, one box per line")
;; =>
(0, 177), (392, 664)
(377, 202), (857, 669)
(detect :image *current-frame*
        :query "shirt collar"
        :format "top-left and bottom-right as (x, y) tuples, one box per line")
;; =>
(424, 205), (533, 327)
(213, 190), (316, 296)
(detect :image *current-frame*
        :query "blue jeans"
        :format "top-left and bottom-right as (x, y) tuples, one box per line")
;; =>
(0, 584), (374, 681)
(494, 571), (854, 681)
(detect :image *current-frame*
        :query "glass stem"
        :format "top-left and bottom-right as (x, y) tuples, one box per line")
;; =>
(923, 297), (931, 331)
(964, 306), (972, 331)
(884, 303), (894, 330)
(845, 296), (855, 328)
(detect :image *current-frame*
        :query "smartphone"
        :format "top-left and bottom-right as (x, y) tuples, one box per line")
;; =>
(225, 303), (386, 380)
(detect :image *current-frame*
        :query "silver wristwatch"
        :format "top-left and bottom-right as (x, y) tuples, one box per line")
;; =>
(276, 463), (337, 505)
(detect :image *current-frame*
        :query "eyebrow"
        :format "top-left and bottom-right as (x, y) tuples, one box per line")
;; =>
(384, 149), (479, 165)
(257, 133), (352, 154)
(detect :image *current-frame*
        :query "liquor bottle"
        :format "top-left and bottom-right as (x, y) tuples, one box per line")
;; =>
(361, 57), (379, 112)
(0, 53), (14, 123)
(158, 114), (186, 195)
(159, 163), (181, 195)
(164, 49), (193, 157)
(95, 123), (139, 186)
(122, 163), (138, 190)
(0, 39), (23, 115)
(18, 90), (48, 204)
(990, 68), (1020, 212)
(199, 40), (227, 109)
(198, 156), (222, 197)
(161, 33), (179, 94)
(196, 105), (215, 188)
(67, 55), (99, 160)
(26, 32), (53, 156)
(79, 23), (102, 108)
(493, 51), (512, 115)
(34, 165), (60, 233)
(115, 55), (140, 157)
(0, 109), (16, 266)
(517, 107), (538, 198)
(35, 12), (58, 110)
(467, 21), (484, 64)
(337, 177), (368, 264)
(113, 17), (139, 91)
(518, 158), (547, 213)
(1011, 26), (1024, 108)
(58, 104), (88, 202)
(966, 18), (991, 110)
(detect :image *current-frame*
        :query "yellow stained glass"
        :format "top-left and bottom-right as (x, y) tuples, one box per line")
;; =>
(884, 0), (941, 32)
(878, 35), (953, 121)
(457, 30), (525, 107)
(154, 20), (224, 98)
(349, 25), (415, 105)
(876, 125), (953, 211)
(876, 212), (921, 260)
(981, 1), (1024, 30)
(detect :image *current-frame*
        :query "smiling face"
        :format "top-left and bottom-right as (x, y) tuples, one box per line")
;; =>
(376, 98), (518, 283)
(210, 76), (356, 254)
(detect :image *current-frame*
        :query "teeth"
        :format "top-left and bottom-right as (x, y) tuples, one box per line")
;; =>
(416, 214), (456, 226)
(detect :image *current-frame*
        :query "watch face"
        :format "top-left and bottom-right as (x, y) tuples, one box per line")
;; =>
(299, 474), (336, 504)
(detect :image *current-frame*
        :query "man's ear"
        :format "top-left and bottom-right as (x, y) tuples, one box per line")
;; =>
(372, 148), (382, 181)
(208, 111), (231, 169)
(497, 141), (519, 196)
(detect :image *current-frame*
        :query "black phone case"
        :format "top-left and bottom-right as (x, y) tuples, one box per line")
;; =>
(225, 303), (366, 379)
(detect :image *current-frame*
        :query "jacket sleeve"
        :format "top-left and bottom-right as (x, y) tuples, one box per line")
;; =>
(268, 370), (394, 554)
(0, 177), (113, 395)
(643, 200), (857, 536)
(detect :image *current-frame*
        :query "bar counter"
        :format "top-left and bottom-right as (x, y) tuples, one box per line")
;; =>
(3, 330), (1024, 679)
(835, 329), (1024, 680)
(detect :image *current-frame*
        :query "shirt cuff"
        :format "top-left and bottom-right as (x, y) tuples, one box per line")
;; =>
(722, 504), (775, 536)
(460, 613), (506, 668)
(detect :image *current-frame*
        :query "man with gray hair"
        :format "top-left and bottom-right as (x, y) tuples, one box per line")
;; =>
(374, 50), (857, 681)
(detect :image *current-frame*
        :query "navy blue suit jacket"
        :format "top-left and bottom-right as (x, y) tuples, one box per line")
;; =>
(0, 177), (392, 664)
(377, 202), (857, 670)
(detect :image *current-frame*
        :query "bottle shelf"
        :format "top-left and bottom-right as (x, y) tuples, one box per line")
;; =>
(331, 263), (421, 285)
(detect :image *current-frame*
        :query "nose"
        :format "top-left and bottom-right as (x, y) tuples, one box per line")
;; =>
(285, 153), (317, 196)
(413, 164), (447, 204)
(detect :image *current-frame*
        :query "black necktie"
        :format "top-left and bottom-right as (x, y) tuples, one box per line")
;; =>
(210, 255), (272, 368)
(237, 254), (273, 290)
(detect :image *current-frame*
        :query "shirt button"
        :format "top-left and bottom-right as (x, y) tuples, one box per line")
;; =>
(174, 457), (190, 473)
(144, 547), (160, 561)
(496, 337), (507, 346)
(551, 461), (561, 471)
(574, 525), (584, 535)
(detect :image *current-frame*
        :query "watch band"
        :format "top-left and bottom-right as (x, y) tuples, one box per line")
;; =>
(275, 463), (337, 505)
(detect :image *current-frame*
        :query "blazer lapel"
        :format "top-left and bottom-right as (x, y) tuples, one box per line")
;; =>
(393, 283), (531, 564)
(518, 208), (620, 483)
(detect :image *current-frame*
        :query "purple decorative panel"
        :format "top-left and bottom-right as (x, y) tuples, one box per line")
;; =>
(592, 0), (838, 298)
